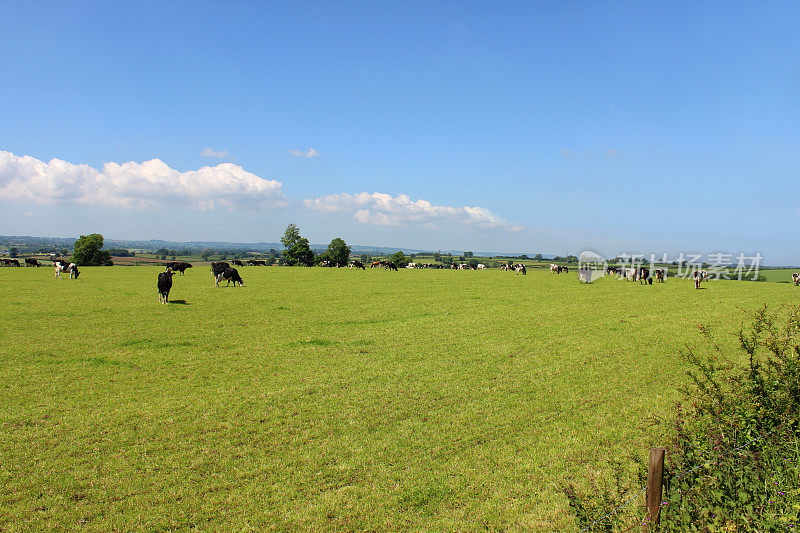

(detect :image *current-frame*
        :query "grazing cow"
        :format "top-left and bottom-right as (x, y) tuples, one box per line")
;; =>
(6, 259), (20, 267)
(792, 273), (800, 286)
(25, 258), (41, 267)
(654, 269), (666, 283)
(624, 267), (637, 281)
(349, 260), (366, 270)
(232, 260), (244, 266)
(54, 262), (80, 279)
(578, 268), (593, 283)
(165, 261), (193, 275)
(606, 266), (619, 277)
(215, 267), (244, 287)
(637, 267), (651, 284)
(157, 268), (175, 303)
(550, 263), (558, 273)
(384, 262), (398, 271)
(515, 264), (526, 275)
(477, 264), (486, 270)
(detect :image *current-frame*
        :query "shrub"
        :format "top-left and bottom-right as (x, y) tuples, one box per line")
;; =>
(565, 306), (800, 531)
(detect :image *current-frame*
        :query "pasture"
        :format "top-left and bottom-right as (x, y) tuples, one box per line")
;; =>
(0, 266), (796, 530)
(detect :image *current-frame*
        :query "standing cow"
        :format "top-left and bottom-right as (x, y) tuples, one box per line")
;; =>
(792, 273), (799, 286)
(158, 268), (175, 303)
(25, 258), (41, 267)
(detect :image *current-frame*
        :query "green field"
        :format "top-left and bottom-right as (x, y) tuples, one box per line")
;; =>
(1, 266), (797, 530)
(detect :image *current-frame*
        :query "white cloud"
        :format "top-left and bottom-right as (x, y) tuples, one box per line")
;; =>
(560, 149), (574, 158)
(200, 147), (229, 158)
(288, 147), (321, 159)
(0, 150), (287, 210)
(303, 191), (522, 230)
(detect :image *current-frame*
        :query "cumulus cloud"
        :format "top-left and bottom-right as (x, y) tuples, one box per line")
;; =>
(303, 191), (522, 230)
(200, 147), (229, 158)
(0, 150), (287, 210)
(288, 147), (321, 159)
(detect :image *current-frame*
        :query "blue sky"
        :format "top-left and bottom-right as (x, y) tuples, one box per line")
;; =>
(1, 1), (798, 263)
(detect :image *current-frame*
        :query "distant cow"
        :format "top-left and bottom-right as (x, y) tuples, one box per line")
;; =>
(232, 260), (244, 266)
(692, 270), (704, 289)
(165, 261), (193, 275)
(25, 258), (41, 267)
(6, 259), (20, 267)
(515, 264), (526, 275)
(792, 273), (799, 286)
(350, 260), (365, 270)
(385, 262), (398, 271)
(477, 264), (486, 270)
(550, 263), (558, 273)
(215, 267), (244, 287)
(54, 262), (80, 279)
(654, 269), (666, 283)
(157, 268), (175, 303)
(637, 267), (651, 284)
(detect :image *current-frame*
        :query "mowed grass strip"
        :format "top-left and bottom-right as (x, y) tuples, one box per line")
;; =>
(0, 266), (795, 530)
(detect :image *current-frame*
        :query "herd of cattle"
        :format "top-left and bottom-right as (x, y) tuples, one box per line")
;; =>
(4, 256), (800, 301)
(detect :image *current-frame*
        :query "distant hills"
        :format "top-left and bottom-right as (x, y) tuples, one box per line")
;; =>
(0, 235), (547, 258)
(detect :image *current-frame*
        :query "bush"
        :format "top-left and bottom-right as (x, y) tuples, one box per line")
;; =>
(661, 306), (800, 530)
(565, 305), (800, 531)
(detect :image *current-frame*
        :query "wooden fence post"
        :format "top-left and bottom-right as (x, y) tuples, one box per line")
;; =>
(643, 447), (665, 532)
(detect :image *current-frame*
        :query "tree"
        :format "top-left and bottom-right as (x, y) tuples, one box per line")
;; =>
(464, 251), (473, 258)
(72, 233), (113, 266)
(281, 224), (314, 266)
(360, 254), (371, 264)
(390, 251), (407, 267)
(8, 247), (18, 258)
(326, 237), (351, 267)
(434, 252), (442, 262)
(533, 254), (544, 261)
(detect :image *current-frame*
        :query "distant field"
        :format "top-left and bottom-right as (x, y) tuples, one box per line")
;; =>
(1, 267), (797, 530)
(760, 268), (798, 283)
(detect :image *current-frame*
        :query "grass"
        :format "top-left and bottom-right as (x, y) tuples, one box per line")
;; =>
(0, 266), (797, 531)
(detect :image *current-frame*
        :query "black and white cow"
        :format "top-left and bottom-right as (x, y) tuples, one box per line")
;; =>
(349, 260), (366, 270)
(25, 258), (41, 267)
(54, 261), (80, 279)
(215, 267), (244, 287)
(654, 269), (666, 283)
(158, 268), (175, 303)
(232, 260), (245, 266)
(210, 262), (230, 282)
(515, 264), (527, 275)
(792, 273), (799, 286)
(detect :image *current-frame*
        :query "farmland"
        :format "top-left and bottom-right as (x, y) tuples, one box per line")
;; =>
(1, 266), (797, 530)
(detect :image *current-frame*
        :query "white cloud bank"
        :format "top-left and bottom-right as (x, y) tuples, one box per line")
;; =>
(0, 150), (286, 210)
(200, 147), (229, 158)
(288, 147), (321, 158)
(303, 191), (522, 230)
